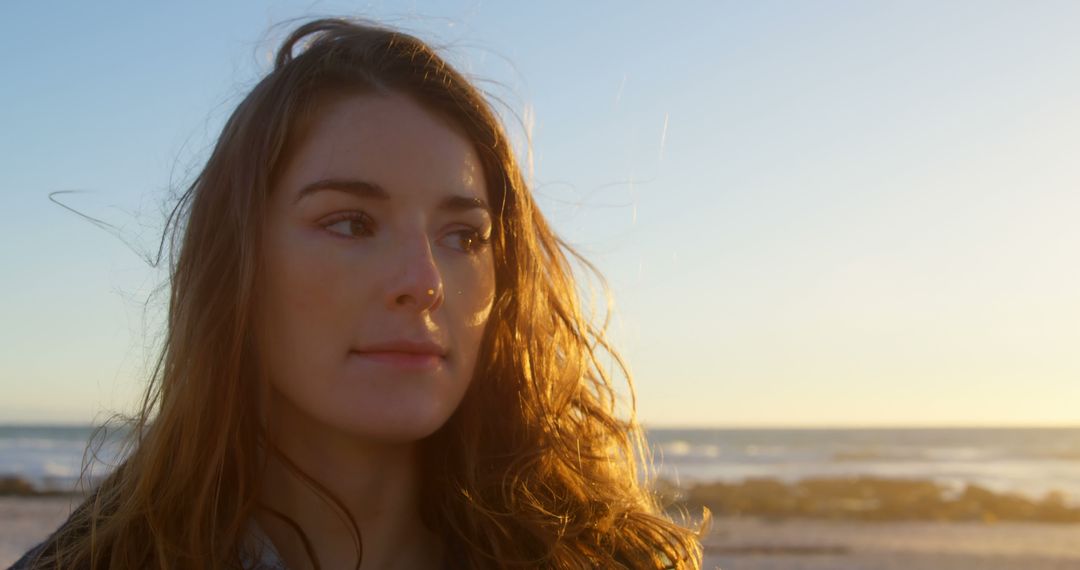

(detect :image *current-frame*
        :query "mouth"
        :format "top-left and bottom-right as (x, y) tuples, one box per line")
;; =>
(347, 338), (444, 369)
(348, 350), (447, 370)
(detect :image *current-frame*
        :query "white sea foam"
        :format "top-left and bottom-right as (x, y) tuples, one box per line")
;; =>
(0, 426), (124, 492)
(647, 427), (1080, 507)
(4, 425), (1079, 506)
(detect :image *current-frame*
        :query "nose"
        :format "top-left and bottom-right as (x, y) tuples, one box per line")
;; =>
(387, 235), (444, 313)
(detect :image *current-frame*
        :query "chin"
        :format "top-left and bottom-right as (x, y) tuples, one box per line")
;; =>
(266, 365), (471, 445)
(337, 412), (452, 444)
(302, 391), (463, 445)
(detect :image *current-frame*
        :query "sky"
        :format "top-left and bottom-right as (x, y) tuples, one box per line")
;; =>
(0, 1), (1077, 427)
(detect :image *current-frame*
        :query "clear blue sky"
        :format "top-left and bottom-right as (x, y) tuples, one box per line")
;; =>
(1, 1), (1078, 427)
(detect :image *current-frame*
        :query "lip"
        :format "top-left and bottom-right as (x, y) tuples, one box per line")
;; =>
(353, 339), (448, 357)
(350, 351), (445, 370)
(350, 338), (448, 371)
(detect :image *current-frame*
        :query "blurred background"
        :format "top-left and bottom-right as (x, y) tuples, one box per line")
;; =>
(2, 2), (1078, 568)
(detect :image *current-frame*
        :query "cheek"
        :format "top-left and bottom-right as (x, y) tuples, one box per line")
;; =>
(259, 229), (366, 379)
(445, 254), (496, 363)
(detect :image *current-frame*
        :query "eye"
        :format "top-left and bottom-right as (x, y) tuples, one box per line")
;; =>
(442, 227), (491, 254)
(321, 211), (375, 239)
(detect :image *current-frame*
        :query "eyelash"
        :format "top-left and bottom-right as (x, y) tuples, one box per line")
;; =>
(319, 211), (491, 255)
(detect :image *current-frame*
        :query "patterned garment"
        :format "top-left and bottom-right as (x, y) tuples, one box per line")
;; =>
(241, 520), (291, 570)
(6, 520), (290, 570)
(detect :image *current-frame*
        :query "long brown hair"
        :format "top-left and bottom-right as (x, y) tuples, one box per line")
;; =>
(30, 18), (707, 569)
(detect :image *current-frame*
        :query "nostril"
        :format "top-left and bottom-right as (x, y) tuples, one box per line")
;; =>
(393, 285), (438, 306)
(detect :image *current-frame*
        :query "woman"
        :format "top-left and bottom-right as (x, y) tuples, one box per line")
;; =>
(13, 17), (706, 569)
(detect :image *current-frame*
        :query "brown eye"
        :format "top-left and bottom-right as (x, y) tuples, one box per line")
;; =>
(322, 212), (375, 238)
(443, 228), (490, 254)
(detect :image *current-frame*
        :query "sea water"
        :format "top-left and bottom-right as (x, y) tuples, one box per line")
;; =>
(3, 425), (1079, 506)
(0, 425), (124, 492)
(647, 427), (1080, 506)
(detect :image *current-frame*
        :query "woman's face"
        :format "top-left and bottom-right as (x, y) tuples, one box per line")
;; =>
(257, 91), (496, 443)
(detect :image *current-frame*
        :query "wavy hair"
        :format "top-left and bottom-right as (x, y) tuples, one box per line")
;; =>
(28, 17), (707, 569)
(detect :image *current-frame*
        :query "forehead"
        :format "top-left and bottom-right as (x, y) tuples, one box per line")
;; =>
(275, 91), (486, 203)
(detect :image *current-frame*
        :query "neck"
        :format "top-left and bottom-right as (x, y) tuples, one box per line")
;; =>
(256, 399), (443, 569)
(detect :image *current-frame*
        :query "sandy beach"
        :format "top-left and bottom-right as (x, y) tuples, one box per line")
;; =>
(3, 497), (1080, 569)
(703, 515), (1080, 570)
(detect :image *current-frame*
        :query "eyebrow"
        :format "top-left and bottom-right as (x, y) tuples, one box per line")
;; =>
(294, 178), (490, 216)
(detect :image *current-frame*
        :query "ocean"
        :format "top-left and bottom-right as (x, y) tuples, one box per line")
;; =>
(3, 425), (1079, 506)
(0, 425), (125, 493)
(647, 427), (1080, 506)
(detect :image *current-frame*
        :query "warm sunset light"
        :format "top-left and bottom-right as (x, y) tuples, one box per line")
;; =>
(2, 3), (1079, 569)
(2, 4), (1078, 430)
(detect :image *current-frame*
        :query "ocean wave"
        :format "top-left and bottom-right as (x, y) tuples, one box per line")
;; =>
(743, 445), (787, 456)
(41, 460), (77, 478)
(0, 437), (87, 451)
(829, 444), (1006, 462)
(656, 441), (721, 460)
(828, 447), (1080, 463)
(663, 475), (1080, 522)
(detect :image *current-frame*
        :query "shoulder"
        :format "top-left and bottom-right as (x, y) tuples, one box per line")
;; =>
(240, 518), (289, 570)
